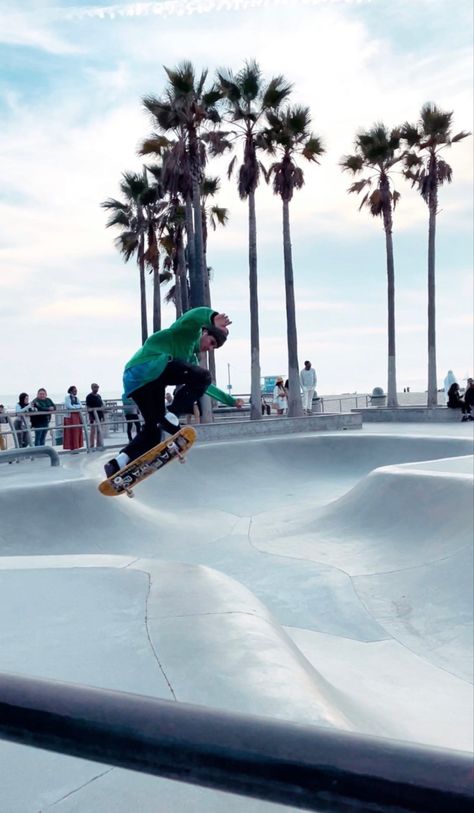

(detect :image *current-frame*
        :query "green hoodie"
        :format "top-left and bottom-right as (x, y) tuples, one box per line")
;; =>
(123, 307), (236, 407)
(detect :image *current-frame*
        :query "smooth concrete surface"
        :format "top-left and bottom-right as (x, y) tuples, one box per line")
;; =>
(353, 406), (467, 422)
(0, 425), (473, 812)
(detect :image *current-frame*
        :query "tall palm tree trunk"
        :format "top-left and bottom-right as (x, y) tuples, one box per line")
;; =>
(382, 201), (398, 408)
(184, 196), (197, 308)
(177, 233), (189, 314)
(427, 202), (438, 406)
(138, 230), (148, 345)
(282, 200), (303, 417)
(152, 264), (161, 332)
(192, 180), (205, 307)
(249, 190), (262, 420)
(174, 271), (183, 319)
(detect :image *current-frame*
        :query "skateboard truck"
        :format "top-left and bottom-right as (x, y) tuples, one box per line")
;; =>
(167, 441), (186, 464)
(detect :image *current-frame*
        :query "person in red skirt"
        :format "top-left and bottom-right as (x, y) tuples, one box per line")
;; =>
(63, 385), (84, 451)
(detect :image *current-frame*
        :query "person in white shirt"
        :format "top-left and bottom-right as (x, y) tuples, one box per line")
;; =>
(300, 361), (317, 415)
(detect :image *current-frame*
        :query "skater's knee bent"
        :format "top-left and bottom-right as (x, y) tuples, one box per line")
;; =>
(200, 368), (212, 388)
(189, 366), (212, 393)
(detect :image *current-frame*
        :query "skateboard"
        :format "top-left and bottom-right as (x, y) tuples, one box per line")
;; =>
(98, 426), (197, 498)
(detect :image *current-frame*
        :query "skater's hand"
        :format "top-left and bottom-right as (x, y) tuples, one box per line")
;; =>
(213, 313), (232, 333)
(235, 399), (244, 409)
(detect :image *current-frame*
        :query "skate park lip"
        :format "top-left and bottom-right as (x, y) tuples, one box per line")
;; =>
(0, 425), (473, 811)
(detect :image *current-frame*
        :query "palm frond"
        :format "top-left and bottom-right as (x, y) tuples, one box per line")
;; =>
(403, 151), (422, 170)
(159, 270), (173, 284)
(227, 154), (238, 180)
(348, 178), (371, 194)
(105, 210), (130, 229)
(217, 70), (242, 104)
(437, 158), (453, 184)
(420, 102), (452, 139)
(340, 154), (364, 174)
(400, 122), (420, 147)
(100, 197), (128, 211)
(209, 205), (229, 229)
(368, 189), (383, 217)
(201, 175), (220, 198)
(139, 135), (172, 157)
(239, 60), (261, 101)
(451, 130), (471, 143)
(114, 231), (139, 262)
(120, 172), (147, 201)
(302, 135), (324, 162)
(164, 283), (177, 305)
(262, 75), (293, 110)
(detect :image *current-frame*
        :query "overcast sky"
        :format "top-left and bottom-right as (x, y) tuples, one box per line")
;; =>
(1, 0), (472, 403)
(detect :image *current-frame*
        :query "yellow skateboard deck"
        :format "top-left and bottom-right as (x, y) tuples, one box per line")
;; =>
(98, 426), (197, 498)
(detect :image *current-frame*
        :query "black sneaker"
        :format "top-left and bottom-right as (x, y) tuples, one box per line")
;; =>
(104, 458), (121, 478)
(161, 411), (181, 436)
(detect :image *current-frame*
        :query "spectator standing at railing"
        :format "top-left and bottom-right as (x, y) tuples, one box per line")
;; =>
(63, 386), (84, 452)
(14, 393), (32, 448)
(0, 405), (8, 450)
(86, 383), (105, 449)
(30, 388), (56, 446)
(300, 360), (317, 415)
(122, 394), (141, 442)
(464, 378), (474, 419)
(273, 378), (287, 415)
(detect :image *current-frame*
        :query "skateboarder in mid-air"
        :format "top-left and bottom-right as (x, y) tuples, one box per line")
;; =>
(104, 307), (239, 478)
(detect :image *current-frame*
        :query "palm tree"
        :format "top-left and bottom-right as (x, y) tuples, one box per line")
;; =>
(263, 105), (324, 417)
(159, 199), (189, 317)
(141, 62), (223, 308)
(140, 165), (171, 332)
(200, 175), (229, 307)
(101, 171), (149, 344)
(341, 124), (404, 407)
(219, 61), (292, 420)
(401, 103), (470, 406)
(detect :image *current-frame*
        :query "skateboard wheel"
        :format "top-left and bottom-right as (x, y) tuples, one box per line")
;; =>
(125, 489), (135, 498)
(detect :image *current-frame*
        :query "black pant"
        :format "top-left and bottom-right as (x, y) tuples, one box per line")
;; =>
(126, 414), (141, 441)
(449, 401), (468, 414)
(121, 359), (211, 460)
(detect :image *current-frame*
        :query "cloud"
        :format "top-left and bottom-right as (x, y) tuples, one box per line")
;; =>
(59, 0), (372, 22)
(34, 297), (131, 321)
(0, 9), (81, 53)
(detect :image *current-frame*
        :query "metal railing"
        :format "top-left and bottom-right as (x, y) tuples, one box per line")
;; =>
(0, 672), (472, 813)
(0, 407), (118, 457)
(0, 447), (60, 466)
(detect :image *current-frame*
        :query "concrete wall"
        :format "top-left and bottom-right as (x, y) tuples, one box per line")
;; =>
(194, 412), (362, 441)
(352, 407), (465, 423)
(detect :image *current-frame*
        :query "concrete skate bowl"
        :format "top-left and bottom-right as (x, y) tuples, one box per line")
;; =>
(0, 432), (473, 812)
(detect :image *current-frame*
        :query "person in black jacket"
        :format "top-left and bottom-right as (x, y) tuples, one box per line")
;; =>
(86, 383), (105, 449)
(447, 383), (469, 420)
(463, 378), (474, 420)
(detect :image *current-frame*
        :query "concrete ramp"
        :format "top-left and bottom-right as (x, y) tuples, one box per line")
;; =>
(0, 429), (472, 812)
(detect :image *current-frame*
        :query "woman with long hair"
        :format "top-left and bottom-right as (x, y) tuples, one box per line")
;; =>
(63, 386), (84, 451)
(447, 382), (469, 421)
(14, 392), (32, 448)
